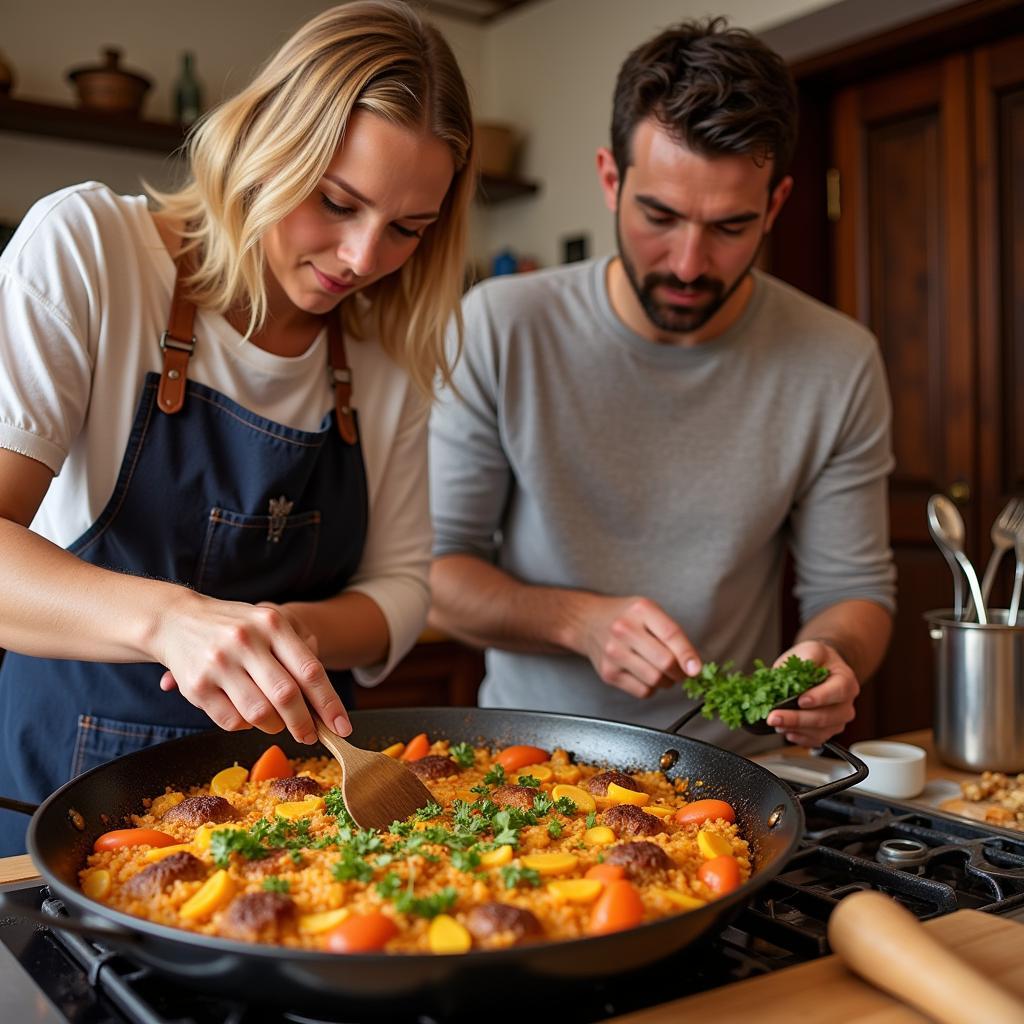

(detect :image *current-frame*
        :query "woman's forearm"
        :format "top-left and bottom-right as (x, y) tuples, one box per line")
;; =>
(0, 517), (187, 662)
(284, 591), (390, 670)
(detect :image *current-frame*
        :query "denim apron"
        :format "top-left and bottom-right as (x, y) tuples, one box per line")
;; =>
(0, 262), (368, 854)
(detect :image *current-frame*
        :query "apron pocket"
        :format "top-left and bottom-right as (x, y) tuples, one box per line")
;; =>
(194, 506), (321, 602)
(71, 714), (207, 779)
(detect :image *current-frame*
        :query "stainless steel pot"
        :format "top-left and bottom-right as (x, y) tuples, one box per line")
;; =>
(927, 609), (1024, 772)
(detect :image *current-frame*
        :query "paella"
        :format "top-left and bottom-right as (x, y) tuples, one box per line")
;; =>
(78, 734), (751, 953)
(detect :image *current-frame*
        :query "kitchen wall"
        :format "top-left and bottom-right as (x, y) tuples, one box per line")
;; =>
(1, 0), (966, 269)
(475, 0), (969, 270)
(0, 0), (483, 239)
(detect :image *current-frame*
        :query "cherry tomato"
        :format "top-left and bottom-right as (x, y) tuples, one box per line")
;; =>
(588, 879), (644, 935)
(672, 799), (736, 827)
(399, 732), (431, 762)
(698, 855), (742, 896)
(326, 911), (399, 953)
(249, 744), (293, 782)
(494, 745), (550, 773)
(93, 828), (177, 852)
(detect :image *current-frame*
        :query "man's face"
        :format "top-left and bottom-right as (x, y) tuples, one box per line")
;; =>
(598, 118), (791, 340)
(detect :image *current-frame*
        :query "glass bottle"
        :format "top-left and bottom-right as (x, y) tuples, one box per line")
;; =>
(174, 52), (202, 126)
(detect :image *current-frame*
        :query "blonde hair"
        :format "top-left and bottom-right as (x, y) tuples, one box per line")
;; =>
(149, 0), (474, 397)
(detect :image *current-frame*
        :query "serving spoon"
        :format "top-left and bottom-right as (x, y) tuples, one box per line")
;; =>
(927, 494), (987, 623)
(314, 719), (434, 831)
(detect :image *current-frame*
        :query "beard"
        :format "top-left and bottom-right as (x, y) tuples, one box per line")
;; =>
(616, 217), (763, 335)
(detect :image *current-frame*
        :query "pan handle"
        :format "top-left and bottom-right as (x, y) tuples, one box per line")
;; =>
(0, 891), (138, 944)
(0, 796), (39, 816)
(794, 741), (868, 804)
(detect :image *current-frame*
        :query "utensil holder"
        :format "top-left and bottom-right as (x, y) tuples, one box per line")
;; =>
(926, 609), (1024, 772)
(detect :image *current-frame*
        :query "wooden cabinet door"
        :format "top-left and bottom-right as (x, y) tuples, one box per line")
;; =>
(831, 56), (975, 737)
(975, 35), (1024, 608)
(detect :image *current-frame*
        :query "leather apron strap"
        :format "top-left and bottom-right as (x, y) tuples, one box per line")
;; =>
(327, 315), (358, 446)
(157, 259), (358, 445)
(157, 255), (197, 414)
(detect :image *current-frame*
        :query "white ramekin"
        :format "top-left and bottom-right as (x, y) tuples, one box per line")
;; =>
(849, 741), (928, 800)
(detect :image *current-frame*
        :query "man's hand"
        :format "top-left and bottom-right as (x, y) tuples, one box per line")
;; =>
(764, 639), (859, 747)
(577, 595), (702, 699)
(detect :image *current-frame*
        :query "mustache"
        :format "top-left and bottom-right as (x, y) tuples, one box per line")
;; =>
(643, 273), (720, 294)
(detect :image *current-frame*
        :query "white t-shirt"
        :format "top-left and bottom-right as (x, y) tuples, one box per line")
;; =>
(0, 182), (431, 684)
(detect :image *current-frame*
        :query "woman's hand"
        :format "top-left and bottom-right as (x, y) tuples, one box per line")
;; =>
(154, 592), (351, 742)
(576, 594), (703, 699)
(764, 639), (859, 747)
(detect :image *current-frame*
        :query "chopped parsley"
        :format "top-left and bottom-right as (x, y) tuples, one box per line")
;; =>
(262, 876), (290, 893)
(500, 864), (541, 889)
(516, 774), (541, 788)
(483, 764), (506, 786)
(547, 819), (563, 839)
(413, 801), (443, 822)
(450, 742), (476, 768)
(585, 811), (597, 829)
(683, 655), (828, 730)
(554, 796), (577, 816)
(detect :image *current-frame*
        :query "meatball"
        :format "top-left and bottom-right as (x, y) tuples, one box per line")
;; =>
(407, 755), (461, 782)
(490, 785), (538, 811)
(267, 776), (322, 801)
(603, 803), (664, 837)
(465, 901), (542, 943)
(125, 852), (206, 897)
(221, 891), (296, 941)
(584, 770), (644, 797)
(604, 841), (673, 879)
(162, 795), (237, 827)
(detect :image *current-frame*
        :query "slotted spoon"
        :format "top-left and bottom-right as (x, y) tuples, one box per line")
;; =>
(314, 719), (434, 831)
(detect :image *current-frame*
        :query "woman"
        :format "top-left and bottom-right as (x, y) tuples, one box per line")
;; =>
(0, 1), (474, 854)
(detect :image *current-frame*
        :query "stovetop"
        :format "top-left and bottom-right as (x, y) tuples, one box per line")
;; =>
(4, 787), (1024, 1024)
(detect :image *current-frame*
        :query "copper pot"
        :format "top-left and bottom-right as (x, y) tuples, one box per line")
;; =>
(67, 48), (151, 115)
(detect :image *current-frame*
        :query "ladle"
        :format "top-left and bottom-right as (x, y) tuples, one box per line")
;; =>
(927, 494), (987, 624)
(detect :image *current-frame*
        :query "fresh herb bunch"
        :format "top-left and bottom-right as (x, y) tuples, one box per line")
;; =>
(682, 655), (828, 730)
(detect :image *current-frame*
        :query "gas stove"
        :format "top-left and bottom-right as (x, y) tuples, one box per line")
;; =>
(3, 786), (1024, 1024)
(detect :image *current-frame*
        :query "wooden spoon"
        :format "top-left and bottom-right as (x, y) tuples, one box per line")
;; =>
(313, 720), (435, 831)
(827, 889), (1024, 1024)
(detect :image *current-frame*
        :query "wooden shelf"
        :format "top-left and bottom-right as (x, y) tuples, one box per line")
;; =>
(0, 96), (185, 152)
(477, 172), (539, 204)
(0, 97), (541, 205)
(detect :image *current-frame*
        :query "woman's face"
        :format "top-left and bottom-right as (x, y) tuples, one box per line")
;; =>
(263, 110), (456, 318)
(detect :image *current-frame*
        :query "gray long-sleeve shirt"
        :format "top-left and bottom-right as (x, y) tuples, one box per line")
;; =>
(429, 257), (895, 753)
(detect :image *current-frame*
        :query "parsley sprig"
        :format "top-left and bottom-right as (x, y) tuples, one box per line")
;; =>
(683, 655), (828, 729)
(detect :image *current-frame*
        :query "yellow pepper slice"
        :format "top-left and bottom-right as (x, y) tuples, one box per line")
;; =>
(697, 830), (733, 860)
(656, 888), (707, 911)
(605, 782), (650, 806)
(428, 914), (472, 954)
(298, 907), (351, 935)
(582, 825), (616, 847)
(82, 869), (111, 900)
(551, 784), (596, 813)
(643, 805), (675, 819)
(381, 742), (405, 758)
(149, 792), (185, 818)
(180, 869), (235, 921)
(548, 878), (603, 904)
(275, 796), (326, 820)
(210, 765), (249, 796)
(516, 764), (553, 782)
(480, 844), (514, 867)
(191, 823), (236, 851)
(520, 852), (579, 875)
(143, 842), (194, 862)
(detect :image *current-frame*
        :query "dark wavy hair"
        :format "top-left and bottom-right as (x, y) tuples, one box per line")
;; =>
(611, 18), (798, 189)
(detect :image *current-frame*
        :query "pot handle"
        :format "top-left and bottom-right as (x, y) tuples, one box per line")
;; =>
(0, 796), (39, 816)
(0, 890), (138, 944)
(794, 741), (868, 804)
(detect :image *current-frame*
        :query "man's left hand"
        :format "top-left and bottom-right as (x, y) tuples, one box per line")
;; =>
(764, 639), (859, 747)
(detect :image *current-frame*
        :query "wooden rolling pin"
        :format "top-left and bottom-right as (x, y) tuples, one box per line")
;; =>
(827, 890), (1024, 1024)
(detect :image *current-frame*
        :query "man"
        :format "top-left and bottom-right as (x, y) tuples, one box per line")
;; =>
(428, 19), (895, 752)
